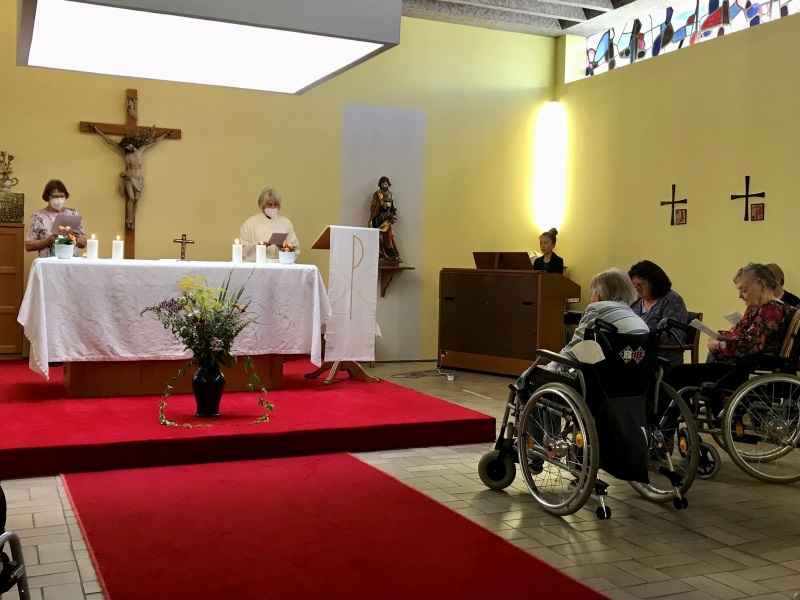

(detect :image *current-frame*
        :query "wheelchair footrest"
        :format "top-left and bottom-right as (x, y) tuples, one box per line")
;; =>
(594, 479), (609, 496)
(658, 466), (685, 487)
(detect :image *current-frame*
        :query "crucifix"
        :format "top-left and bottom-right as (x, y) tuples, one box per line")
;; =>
(659, 184), (688, 226)
(80, 89), (181, 258)
(730, 175), (765, 222)
(173, 234), (195, 261)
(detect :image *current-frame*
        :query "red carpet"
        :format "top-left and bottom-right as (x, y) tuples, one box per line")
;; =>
(0, 359), (495, 479)
(64, 454), (606, 600)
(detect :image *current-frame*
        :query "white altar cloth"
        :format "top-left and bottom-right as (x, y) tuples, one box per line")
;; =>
(18, 258), (331, 380)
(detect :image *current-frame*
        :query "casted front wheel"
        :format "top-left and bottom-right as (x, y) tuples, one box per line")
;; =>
(478, 450), (516, 490)
(697, 442), (721, 480)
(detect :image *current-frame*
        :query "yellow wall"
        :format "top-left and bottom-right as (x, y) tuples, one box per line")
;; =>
(561, 14), (800, 333)
(1, 3), (555, 358)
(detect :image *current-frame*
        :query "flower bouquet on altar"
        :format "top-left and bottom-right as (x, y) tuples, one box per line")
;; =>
(54, 226), (77, 259)
(141, 274), (274, 426)
(278, 241), (297, 264)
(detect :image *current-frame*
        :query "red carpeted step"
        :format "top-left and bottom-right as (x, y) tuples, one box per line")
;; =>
(64, 454), (607, 600)
(0, 359), (495, 478)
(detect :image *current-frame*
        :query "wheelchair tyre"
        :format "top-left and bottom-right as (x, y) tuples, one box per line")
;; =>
(629, 382), (700, 502)
(478, 450), (516, 490)
(517, 383), (599, 516)
(697, 442), (721, 480)
(722, 374), (800, 484)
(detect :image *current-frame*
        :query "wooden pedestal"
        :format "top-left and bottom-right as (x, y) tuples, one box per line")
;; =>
(63, 354), (283, 398)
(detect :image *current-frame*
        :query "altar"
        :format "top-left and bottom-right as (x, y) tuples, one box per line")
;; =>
(17, 258), (331, 396)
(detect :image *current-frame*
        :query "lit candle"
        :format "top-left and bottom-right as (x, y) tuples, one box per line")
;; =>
(256, 241), (267, 264)
(111, 235), (124, 260)
(86, 234), (99, 260)
(232, 238), (243, 263)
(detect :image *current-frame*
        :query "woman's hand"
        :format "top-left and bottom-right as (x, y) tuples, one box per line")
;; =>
(707, 338), (726, 353)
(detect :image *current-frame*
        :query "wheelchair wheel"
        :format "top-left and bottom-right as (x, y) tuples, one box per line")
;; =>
(629, 382), (699, 502)
(517, 383), (599, 516)
(478, 450), (516, 490)
(722, 374), (800, 484)
(697, 442), (721, 480)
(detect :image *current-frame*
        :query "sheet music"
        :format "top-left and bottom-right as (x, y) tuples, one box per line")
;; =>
(690, 319), (722, 340)
(723, 311), (743, 326)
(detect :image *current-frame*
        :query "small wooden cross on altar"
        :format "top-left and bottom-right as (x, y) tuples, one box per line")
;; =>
(80, 89), (181, 259)
(659, 184), (688, 226)
(731, 175), (765, 222)
(173, 234), (195, 261)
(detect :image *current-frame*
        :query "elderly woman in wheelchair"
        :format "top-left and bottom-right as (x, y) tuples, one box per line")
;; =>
(663, 263), (800, 483)
(478, 268), (701, 519)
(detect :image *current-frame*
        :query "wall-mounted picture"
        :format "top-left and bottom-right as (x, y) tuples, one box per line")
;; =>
(751, 203), (765, 221)
(675, 208), (687, 225)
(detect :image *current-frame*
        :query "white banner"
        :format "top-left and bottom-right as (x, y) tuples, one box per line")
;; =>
(324, 226), (379, 361)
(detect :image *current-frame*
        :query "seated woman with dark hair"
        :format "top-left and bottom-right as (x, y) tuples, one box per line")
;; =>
(628, 260), (688, 367)
(664, 263), (796, 394)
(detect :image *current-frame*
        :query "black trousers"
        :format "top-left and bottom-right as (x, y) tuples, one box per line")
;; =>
(0, 484), (5, 552)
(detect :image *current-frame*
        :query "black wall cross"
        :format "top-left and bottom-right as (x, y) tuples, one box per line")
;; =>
(731, 175), (765, 222)
(660, 184), (688, 226)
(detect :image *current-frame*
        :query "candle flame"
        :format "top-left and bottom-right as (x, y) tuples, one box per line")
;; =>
(116, 235), (121, 241)
(235, 238), (240, 245)
(91, 234), (96, 240)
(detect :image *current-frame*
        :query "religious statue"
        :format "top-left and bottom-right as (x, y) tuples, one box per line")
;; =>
(369, 176), (401, 263)
(88, 124), (172, 230)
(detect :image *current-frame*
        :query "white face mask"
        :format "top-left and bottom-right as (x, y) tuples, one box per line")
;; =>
(264, 208), (278, 219)
(49, 198), (65, 211)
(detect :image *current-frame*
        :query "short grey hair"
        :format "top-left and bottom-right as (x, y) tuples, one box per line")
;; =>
(590, 267), (638, 305)
(257, 187), (282, 210)
(735, 263), (777, 289)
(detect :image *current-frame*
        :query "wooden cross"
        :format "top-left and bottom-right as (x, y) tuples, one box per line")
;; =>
(80, 89), (181, 259)
(173, 234), (195, 261)
(659, 184), (688, 226)
(731, 175), (765, 222)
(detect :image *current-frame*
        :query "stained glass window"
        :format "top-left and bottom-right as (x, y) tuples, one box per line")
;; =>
(586, 0), (799, 76)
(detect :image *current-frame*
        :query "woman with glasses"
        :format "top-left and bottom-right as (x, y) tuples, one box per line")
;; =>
(628, 260), (688, 367)
(24, 179), (86, 258)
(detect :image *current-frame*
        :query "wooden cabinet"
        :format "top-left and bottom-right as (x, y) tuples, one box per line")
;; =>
(438, 269), (580, 376)
(0, 223), (24, 359)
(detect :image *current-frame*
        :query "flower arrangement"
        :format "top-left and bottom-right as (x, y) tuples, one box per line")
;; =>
(279, 241), (296, 253)
(0, 151), (18, 186)
(55, 226), (78, 245)
(141, 274), (274, 427)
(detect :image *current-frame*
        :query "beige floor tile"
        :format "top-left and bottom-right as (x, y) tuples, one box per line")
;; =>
(42, 583), (85, 600)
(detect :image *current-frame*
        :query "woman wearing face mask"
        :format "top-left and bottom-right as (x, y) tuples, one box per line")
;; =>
(238, 187), (300, 261)
(532, 228), (564, 274)
(24, 179), (87, 258)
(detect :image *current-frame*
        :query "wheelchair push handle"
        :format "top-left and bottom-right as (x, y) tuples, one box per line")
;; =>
(657, 317), (693, 334)
(589, 318), (618, 334)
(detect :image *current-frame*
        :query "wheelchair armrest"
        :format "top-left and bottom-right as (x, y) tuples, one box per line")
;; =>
(657, 356), (671, 367)
(536, 349), (579, 369)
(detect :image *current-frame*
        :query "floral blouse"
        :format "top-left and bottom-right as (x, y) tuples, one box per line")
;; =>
(712, 300), (796, 363)
(25, 208), (84, 258)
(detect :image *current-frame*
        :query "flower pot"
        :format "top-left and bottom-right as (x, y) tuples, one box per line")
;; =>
(192, 363), (226, 417)
(54, 244), (74, 259)
(279, 251), (296, 265)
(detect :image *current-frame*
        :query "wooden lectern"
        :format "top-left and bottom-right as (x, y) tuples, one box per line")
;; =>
(438, 269), (581, 376)
(306, 226), (380, 386)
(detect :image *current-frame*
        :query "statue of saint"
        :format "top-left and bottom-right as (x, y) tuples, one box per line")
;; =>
(369, 176), (401, 263)
(88, 124), (172, 230)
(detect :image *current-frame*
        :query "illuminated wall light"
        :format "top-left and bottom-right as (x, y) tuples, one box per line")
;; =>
(531, 102), (568, 231)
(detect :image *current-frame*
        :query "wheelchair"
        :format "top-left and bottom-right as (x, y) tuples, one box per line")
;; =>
(676, 309), (800, 484)
(478, 319), (699, 519)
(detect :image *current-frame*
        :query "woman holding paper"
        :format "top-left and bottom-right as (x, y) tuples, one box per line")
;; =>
(664, 263), (795, 392)
(238, 187), (300, 262)
(24, 179), (86, 258)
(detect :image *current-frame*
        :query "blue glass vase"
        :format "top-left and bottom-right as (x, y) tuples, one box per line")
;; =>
(191, 363), (226, 418)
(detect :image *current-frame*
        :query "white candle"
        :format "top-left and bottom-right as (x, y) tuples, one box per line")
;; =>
(86, 234), (99, 260)
(256, 242), (267, 264)
(112, 235), (124, 260)
(232, 238), (243, 263)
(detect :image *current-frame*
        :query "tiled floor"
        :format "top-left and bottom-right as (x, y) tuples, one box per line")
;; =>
(3, 361), (800, 600)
